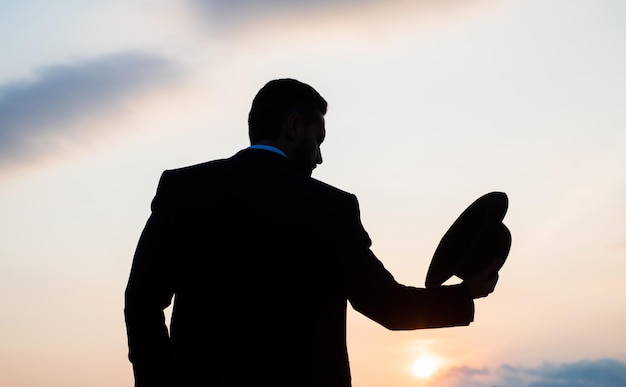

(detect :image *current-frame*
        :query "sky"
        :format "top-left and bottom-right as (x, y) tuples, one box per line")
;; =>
(1, 0), (625, 386)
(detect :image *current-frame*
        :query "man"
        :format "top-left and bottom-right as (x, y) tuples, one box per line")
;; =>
(125, 78), (502, 387)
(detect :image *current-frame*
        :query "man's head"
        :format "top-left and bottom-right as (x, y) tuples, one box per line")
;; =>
(248, 79), (327, 176)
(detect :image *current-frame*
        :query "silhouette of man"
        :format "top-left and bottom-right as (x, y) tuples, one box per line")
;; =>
(125, 78), (502, 387)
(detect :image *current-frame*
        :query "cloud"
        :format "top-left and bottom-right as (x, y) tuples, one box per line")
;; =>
(433, 358), (626, 387)
(433, 365), (494, 387)
(522, 359), (626, 387)
(189, 0), (373, 20)
(0, 52), (178, 169)
(186, 0), (471, 28)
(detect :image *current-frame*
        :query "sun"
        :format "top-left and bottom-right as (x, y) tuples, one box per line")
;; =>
(411, 355), (441, 379)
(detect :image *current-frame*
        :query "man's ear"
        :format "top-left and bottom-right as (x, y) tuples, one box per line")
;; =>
(285, 112), (303, 141)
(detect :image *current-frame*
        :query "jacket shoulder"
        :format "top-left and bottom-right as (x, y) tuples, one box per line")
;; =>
(307, 177), (358, 205)
(162, 158), (228, 182)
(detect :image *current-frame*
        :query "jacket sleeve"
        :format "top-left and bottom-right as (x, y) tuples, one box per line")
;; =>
(341, 195), (475, 330)
(124, 172), (175, 386)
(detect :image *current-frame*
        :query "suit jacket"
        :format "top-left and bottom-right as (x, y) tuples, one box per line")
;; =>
(125, 148), (474, 387)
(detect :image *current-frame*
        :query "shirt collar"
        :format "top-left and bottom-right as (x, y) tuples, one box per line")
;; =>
(247, 144), (288, 158)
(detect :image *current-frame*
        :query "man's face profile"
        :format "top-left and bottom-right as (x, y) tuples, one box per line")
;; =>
(292, 112), (325, 176)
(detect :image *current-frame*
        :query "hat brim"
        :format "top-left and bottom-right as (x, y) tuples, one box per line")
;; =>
(425, 192), (511, 288)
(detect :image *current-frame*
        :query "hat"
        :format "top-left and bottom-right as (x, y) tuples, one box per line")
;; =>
(425, 192), (511, 288)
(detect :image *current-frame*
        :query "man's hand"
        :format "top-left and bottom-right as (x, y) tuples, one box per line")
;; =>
(464, 259), (505, 299)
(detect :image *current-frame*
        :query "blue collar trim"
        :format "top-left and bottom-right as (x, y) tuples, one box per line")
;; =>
(247, 144), (288, 158)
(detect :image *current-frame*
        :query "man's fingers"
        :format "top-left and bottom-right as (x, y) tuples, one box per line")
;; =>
(465, 259), (505, 298)
(484, 259), (503, 293)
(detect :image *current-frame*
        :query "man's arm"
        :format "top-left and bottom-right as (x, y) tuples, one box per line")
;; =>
(125, 173), (175, 387)
(341, 195), (501, 330)
(347, 251), (475, 330)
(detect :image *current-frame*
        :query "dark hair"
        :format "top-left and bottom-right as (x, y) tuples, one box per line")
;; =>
(248, 79), (327, 144)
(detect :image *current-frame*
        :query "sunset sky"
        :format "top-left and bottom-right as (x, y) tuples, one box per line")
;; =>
(1, 0), (625, 386)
